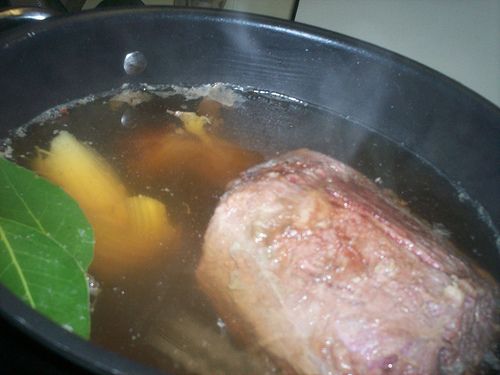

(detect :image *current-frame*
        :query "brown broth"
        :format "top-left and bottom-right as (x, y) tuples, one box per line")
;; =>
(3, 84), (499, 375)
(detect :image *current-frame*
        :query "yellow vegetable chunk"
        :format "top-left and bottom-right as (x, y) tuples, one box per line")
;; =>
(33, 131), (178, 281)
(33, 131), (127, 217)
(174, 111), (211, 140)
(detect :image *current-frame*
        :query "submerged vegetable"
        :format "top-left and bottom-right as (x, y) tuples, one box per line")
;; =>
(0, 157), (94, 338)
(122, 111), (263, 189)
(33, 130), (128, 216)
(174, 111), (211, 140)
(33, 131), (178, 281)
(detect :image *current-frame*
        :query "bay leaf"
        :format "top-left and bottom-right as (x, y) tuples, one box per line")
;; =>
(0, 157), (94, 338)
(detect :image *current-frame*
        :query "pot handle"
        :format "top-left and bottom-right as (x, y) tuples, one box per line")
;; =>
(0, 7), (62, 32)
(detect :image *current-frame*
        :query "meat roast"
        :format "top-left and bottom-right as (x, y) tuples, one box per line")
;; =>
(196, 149), (499, 375)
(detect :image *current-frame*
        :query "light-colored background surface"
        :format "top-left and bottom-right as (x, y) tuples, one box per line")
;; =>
(83, 0), (295, 18)
(295, 0), (500, 108)
(82, 0), (500, 107)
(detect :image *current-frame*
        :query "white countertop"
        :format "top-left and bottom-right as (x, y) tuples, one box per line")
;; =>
(296, 0), (500, 108)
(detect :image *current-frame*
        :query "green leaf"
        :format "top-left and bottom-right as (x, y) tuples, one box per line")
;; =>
(0, 157), (94, 338)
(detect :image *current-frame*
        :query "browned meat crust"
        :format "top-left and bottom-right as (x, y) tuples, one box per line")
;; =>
(197, 149), (499, 375)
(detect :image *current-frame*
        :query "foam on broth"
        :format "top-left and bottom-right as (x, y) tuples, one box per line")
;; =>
(2, 84), (498, 374)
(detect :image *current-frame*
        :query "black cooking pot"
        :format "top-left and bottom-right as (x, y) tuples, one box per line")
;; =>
(0, 7), (498, 375)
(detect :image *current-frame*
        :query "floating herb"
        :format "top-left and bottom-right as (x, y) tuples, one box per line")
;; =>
(0, 157), (94, 338)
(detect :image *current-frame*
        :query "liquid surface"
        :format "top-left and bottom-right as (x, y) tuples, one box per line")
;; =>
(2, 84), (498, 374)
